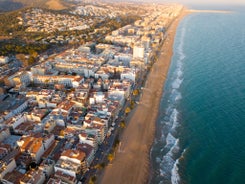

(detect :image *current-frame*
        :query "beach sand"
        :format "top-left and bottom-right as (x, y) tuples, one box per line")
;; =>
(101, 9), (189, 184)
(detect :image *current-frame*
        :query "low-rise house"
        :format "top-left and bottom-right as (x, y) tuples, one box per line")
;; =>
(17, 134), (54, 164)
(0, 159), (17, 180)
(39, 159), (55, 178)
(1, 97), (29, 121)
(32, 75), (83, 88)
(0, 144), (11, 160)
(120, 69), (136, 82)
(1, 169), (23, 183)
(67, 108), (84, 125)
(0, 127), (10, 142)
(4, 114), (41, 135)
(54, 170), (77, 184)
(78, 131), (98, 151)
(27, 108), (48, 122)
(76, 143), (95, 166)
(20, 169), (45, 184)
(0, 56), (9, 64)
(47, 177), (68, 184)
(54, 149), (86, 178)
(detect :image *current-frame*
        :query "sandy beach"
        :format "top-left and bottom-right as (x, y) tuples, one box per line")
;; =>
(101, 9), (189, 184)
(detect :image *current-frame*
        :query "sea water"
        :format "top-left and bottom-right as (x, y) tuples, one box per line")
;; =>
(150, 6), (245, 184)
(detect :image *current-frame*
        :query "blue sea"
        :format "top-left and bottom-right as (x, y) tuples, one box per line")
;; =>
(150, 6), (245, 184)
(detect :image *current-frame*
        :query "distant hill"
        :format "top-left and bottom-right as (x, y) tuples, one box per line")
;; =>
(0, 0), (72, 12)
(15, 0), (72, 10)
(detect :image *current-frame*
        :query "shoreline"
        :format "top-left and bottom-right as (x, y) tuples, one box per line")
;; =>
(188, 9), (233, 14)
(100, 8), (189, 184)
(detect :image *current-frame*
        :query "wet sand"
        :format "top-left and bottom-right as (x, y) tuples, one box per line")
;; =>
(101, 9), (189, 184)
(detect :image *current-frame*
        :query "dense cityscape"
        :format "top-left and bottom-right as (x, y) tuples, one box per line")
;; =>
(0, 1), (183, 183)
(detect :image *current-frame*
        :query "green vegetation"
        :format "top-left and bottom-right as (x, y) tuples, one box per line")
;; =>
(130, 100), (135, 109)
(0, 4), (140, 57)
(107, 153), (114, 162)
(125, 107), (131, 114)
(96, 15), (141, 43)
(133, 89), (139, 96)
(0, 10), (51, 56)
(0, 40), (49, 56)
(88, 175), (97, 184)
(0, 11), (25, 36)
(13, 0), (71, 10)
(120, 121), (126, 128)
(94, 162), (106, 170)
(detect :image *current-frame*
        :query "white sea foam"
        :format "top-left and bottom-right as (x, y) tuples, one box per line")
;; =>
(166, 133), (176, 146)
(171, 159), (180, 184)
(159, 138), (180, 181)
(179, 53), (186, 60)
(176, 26), (186, 70)
(170, 108), (180, 130)
(170, 109), (178, 124)
(172, 78), (183, 89)
(176, 68), (183, 78)
(171, 148), (187, 184)
(156, 25), (187, 184)
(177, 27), (186, 53)
(175, 92), (182, 101)
(166, 106), (173, 116)
(170, 139), (180, 154)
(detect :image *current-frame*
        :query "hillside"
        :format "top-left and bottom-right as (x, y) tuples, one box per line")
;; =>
(16, 0), (72, 10)
(0, 0), (72, 12)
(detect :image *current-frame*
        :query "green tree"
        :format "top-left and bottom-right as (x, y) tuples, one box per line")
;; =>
(125, 107), (131, 114)
(89, 175), (97, 184)
(107, 153), (114, 162)
(28, 56), (35, 65)
(133, 89), (139, 96)
(120, 121), (126, 128)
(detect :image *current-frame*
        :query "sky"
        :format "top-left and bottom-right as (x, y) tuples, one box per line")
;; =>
(137, 0), (245, 6)
(170, 0), (244, 5)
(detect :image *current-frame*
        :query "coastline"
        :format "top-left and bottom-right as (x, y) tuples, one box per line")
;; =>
(188, 9), (233, 14)
(101, 8), (189, 184)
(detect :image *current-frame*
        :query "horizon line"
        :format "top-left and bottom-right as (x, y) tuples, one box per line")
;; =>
(188, 9), (234, 14)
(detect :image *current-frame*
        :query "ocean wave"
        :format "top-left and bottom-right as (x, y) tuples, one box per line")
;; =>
(166, 133), (177, 147)
(176, 25), (186, 78)
(176, 68), (183, 78)
(171, 149), (187, 184)
(172, 78), (183, 89)
(158, 37), (184, 181)
(171, 159), (180, 184)
(169, 138), (180, 156)
(153, 23), (187, 184)
(170, 109), (178, 125)
(170, 108), (180, 130)
(159, 137), (180, 181)
(170, 89), (182, 102)
(179, 52), (186, 61)
(177, 26), (186, 55)
(166, 105), (174, 116)
(175, 92), (182, 101)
